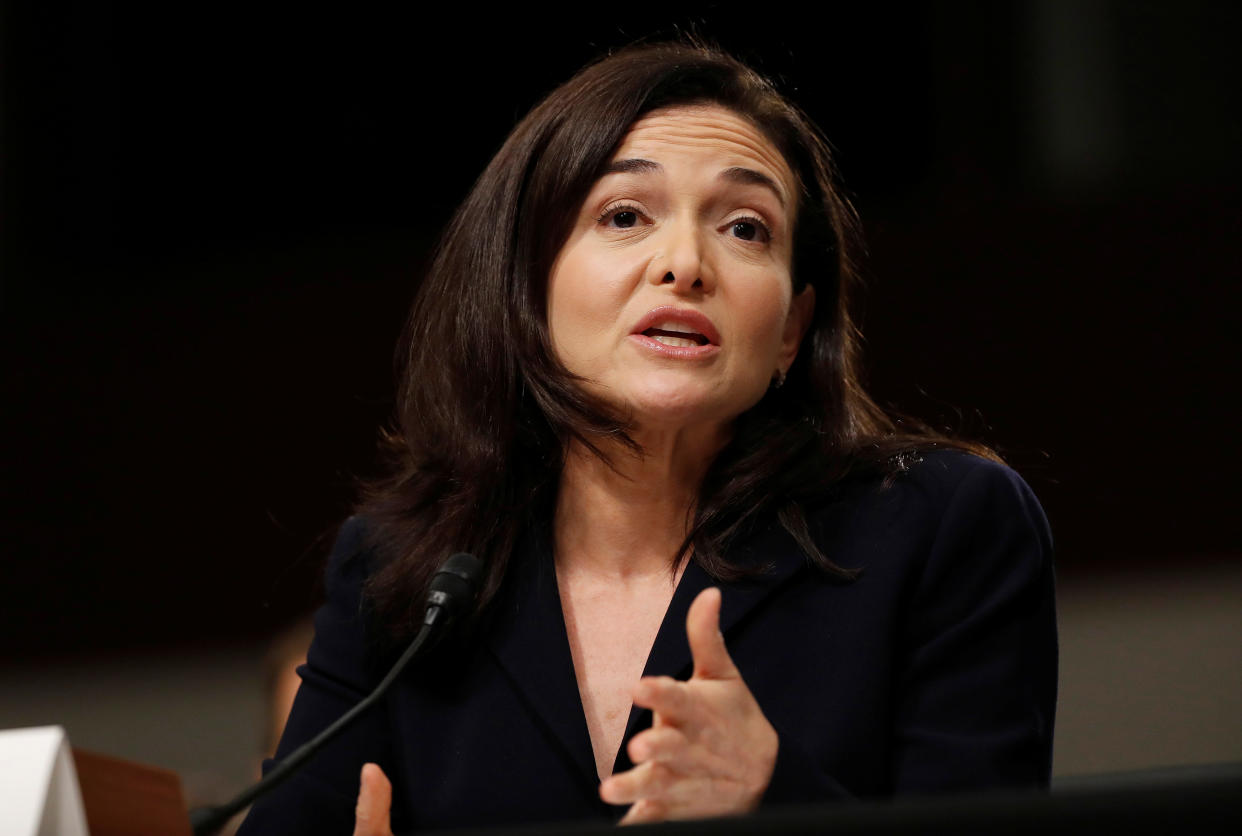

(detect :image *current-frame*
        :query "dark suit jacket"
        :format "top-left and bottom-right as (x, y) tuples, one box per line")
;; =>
(237, 451), (1057, 834)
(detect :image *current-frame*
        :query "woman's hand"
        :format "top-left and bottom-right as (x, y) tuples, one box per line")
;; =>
(352, 763), (393, 836)
(599, 587), (779, 824)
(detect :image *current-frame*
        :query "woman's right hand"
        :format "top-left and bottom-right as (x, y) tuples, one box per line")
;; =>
(352, 763), (393, 836)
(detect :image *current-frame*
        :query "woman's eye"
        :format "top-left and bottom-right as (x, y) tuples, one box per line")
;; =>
(597, 205), (644, 230)
(730, 218), (770, 243)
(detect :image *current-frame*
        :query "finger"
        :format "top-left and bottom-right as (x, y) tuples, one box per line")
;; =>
(634, 728), (744, 784)
(618, 798), (669, 826)
(686, 587), (738, 680)
(626, 726), (691, 767)
(353, 763), (393, 836)
(599, 760), (675, 805)
(631, 676), (695, 726)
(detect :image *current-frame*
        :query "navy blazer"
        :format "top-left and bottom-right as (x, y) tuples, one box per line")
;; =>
(238, 451), (1057, 834)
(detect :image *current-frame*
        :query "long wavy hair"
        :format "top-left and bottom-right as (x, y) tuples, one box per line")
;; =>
(356, 41), (997, 642)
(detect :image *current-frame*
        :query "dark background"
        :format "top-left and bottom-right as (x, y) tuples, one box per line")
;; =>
(4, 1), (1240, 661)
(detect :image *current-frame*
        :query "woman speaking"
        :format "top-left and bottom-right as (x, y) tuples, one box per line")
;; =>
(237, 41), (1056, 834)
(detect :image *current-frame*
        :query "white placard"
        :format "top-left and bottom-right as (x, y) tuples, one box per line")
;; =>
(0, 726), (90, 836)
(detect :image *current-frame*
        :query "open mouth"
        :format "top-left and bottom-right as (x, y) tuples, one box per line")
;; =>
(630, 307), (721, 353)
(642, 327), (711, 347)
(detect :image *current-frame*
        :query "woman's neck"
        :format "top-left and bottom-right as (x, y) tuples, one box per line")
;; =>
(553, 424), (729, 581)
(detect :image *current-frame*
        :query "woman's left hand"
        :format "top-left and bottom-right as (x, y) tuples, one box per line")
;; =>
(599, 587), (779, 824)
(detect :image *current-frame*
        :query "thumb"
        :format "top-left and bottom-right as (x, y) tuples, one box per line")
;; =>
(353, 763), (393, 836)
(686, 587), (738, 680)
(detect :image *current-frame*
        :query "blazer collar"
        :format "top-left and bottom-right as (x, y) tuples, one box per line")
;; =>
(485, 519), (808, 788)
(485, 523), (599, 794)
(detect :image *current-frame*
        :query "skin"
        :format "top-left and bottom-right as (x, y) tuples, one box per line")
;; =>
(354, 764), (392, 836)
(269, 660), (303, 757)
(353, 105), (814, 833)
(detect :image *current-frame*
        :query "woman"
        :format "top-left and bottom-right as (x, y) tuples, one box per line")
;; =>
(239, 41), (1056, 834)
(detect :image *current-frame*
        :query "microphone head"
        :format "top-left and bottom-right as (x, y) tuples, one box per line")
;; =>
(425, 552), (484, 621)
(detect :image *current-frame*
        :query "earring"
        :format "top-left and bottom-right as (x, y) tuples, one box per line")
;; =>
(771, 368), (786, 389)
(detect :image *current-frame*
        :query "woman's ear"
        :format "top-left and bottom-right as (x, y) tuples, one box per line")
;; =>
(779, 284), (816, 368)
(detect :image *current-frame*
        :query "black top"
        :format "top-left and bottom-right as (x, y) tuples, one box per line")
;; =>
(237, 451), (1057, 834)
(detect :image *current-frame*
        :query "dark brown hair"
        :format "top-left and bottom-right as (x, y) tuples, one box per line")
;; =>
(356, 41), (997, 641)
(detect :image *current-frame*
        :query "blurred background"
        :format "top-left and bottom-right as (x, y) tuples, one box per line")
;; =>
(3, 0), (1239, 808)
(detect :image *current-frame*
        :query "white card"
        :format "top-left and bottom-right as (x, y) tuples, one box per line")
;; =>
(0, 726), (90, 836)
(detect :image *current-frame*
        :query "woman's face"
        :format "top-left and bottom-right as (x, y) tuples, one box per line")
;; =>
(546, 104), (814, 432)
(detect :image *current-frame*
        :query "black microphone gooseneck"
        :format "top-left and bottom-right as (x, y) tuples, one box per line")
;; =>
(189, 552), (484, 836)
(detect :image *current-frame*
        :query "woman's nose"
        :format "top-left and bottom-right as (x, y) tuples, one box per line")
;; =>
(646, 222), (715, 294)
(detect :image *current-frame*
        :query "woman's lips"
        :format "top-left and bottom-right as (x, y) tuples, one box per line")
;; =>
(628, 306), (722, 359)
(629, 333), (722, 358)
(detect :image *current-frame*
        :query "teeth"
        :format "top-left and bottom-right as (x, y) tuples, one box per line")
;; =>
(653, 335), (701, 347)
(655, 320), (695, 334)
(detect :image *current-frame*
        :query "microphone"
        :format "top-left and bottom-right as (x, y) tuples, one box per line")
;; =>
(190, 552), (485, 836)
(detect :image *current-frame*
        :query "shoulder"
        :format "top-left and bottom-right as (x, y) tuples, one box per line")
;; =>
(311, 514), (376, 627)
(912, 448), (1044, 506)
(304, 515), (386, 689)
(868, 449), (1043, 510)
(802, 449), (1053, 579)
(323, 514), (373, 592)
(902, 449), (1053, 560)
(831, 449), (1046, 528)
(869, 451), (1055, 630)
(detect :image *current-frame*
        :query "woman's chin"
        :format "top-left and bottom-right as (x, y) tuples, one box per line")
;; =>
(619, 382), (757, 431)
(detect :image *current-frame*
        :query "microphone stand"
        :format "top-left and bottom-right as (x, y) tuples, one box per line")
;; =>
(190, 552), (482, 836)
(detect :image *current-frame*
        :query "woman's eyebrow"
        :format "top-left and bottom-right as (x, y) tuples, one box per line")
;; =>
(602, 158), (662, 176)
(719, 166), (787, 208)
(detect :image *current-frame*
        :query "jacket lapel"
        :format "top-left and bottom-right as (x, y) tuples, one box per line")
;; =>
(485, 527), (599, 792)
(612, 523), (809, 774)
